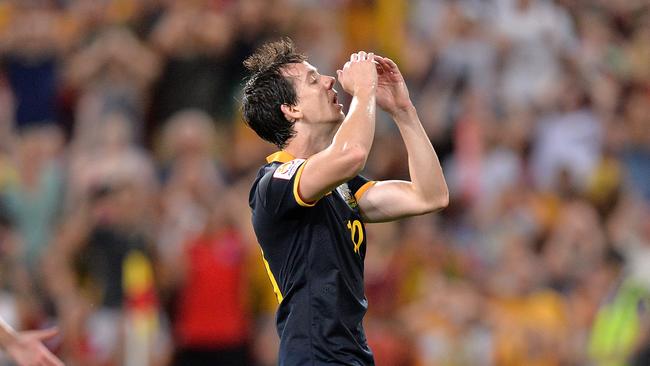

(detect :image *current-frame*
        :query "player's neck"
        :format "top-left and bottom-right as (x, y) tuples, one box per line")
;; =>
(283, 123), (335, 159)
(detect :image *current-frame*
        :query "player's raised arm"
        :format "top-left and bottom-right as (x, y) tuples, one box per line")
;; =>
(357, 55), (449, 222)
(290, 51), (378, 204)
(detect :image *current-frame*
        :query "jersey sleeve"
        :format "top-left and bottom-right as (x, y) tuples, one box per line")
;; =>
(254, 159), (318, 217)
(347, 174), (376, 203)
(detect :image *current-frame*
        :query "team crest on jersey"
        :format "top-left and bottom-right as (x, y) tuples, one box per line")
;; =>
(273, 159), (305, 180)
(336, 183), (358, 209)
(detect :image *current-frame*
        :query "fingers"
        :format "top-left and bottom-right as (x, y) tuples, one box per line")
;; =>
(358, 51), (374, 61)
(375, 61), (384, 75)
(384, 57), (398, 69)
(29, 327), (59, 341)
(374, 55), (389, 67)
(351, 52), (365, 61)
(350, 51), (375, 63)
(369, 56), (386, 75)
(36, 348), (64, 366)
(377, 55), (398, 71)
(44, 351), (65, 366)
(339, 51), (378, 94)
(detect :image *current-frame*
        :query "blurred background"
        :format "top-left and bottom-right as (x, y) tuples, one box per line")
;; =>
(0, 0), (649, 365)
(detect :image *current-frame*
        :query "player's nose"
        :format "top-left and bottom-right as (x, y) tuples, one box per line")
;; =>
(324, 75), (335, 89)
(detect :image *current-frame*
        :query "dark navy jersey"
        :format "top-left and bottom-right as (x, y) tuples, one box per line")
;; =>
(249, 151), (376, 366)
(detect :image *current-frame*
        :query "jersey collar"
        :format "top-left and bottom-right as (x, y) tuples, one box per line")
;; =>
(266, 151), (296, 163)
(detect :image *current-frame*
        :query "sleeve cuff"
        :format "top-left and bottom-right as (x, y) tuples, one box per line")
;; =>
(354, 181), (377, 202)
(293, 160), (318, 207)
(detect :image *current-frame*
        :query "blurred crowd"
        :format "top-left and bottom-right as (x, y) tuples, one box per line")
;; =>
(0, 0), (649, 365)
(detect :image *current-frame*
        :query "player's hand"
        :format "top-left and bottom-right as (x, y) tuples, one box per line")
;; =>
(374, 55), (413, 116)
(5, 328), (64, 366)
(336, 51), (377, 96)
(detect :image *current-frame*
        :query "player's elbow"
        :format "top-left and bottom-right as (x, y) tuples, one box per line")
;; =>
(338, 145), (369, 180)
(421, 187), (449, 213)
(435, 190), (450, 210)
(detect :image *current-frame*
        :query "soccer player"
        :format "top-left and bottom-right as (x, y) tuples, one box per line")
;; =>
(243, 39), (448, 365)
(0, 317), (63, 366)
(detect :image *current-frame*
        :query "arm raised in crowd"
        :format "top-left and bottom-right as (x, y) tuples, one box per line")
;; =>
(0, 317), (63, 366)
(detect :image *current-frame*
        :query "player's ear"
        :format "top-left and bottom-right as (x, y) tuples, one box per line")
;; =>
(281, 104), (302, 122)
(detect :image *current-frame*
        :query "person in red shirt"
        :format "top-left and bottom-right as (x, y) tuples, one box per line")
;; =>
(171, 205), (251, 366)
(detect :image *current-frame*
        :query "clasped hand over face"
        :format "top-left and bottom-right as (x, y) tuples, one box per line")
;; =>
(337, 52), (412, 116)
(336, 51), (377, 96)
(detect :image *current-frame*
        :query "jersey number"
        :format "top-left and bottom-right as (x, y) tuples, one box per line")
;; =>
(346, 220), (364, 254)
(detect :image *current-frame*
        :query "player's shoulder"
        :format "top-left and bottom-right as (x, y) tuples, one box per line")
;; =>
(254, 158), (306, 185)
(270, 158), (305, 180)
(249, 159), (304, 198)
(249, 151), (310, 210)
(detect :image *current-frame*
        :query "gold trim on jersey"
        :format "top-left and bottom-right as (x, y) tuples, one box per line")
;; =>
(266, 151), (295, 163)
(261, 249), (283, 304)
(293, 160), (318, 207)
(267, 151), (318, 207)
(354, 181), (377, 202)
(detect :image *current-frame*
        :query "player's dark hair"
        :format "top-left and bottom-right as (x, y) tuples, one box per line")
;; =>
(242, 38), (306, 149)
